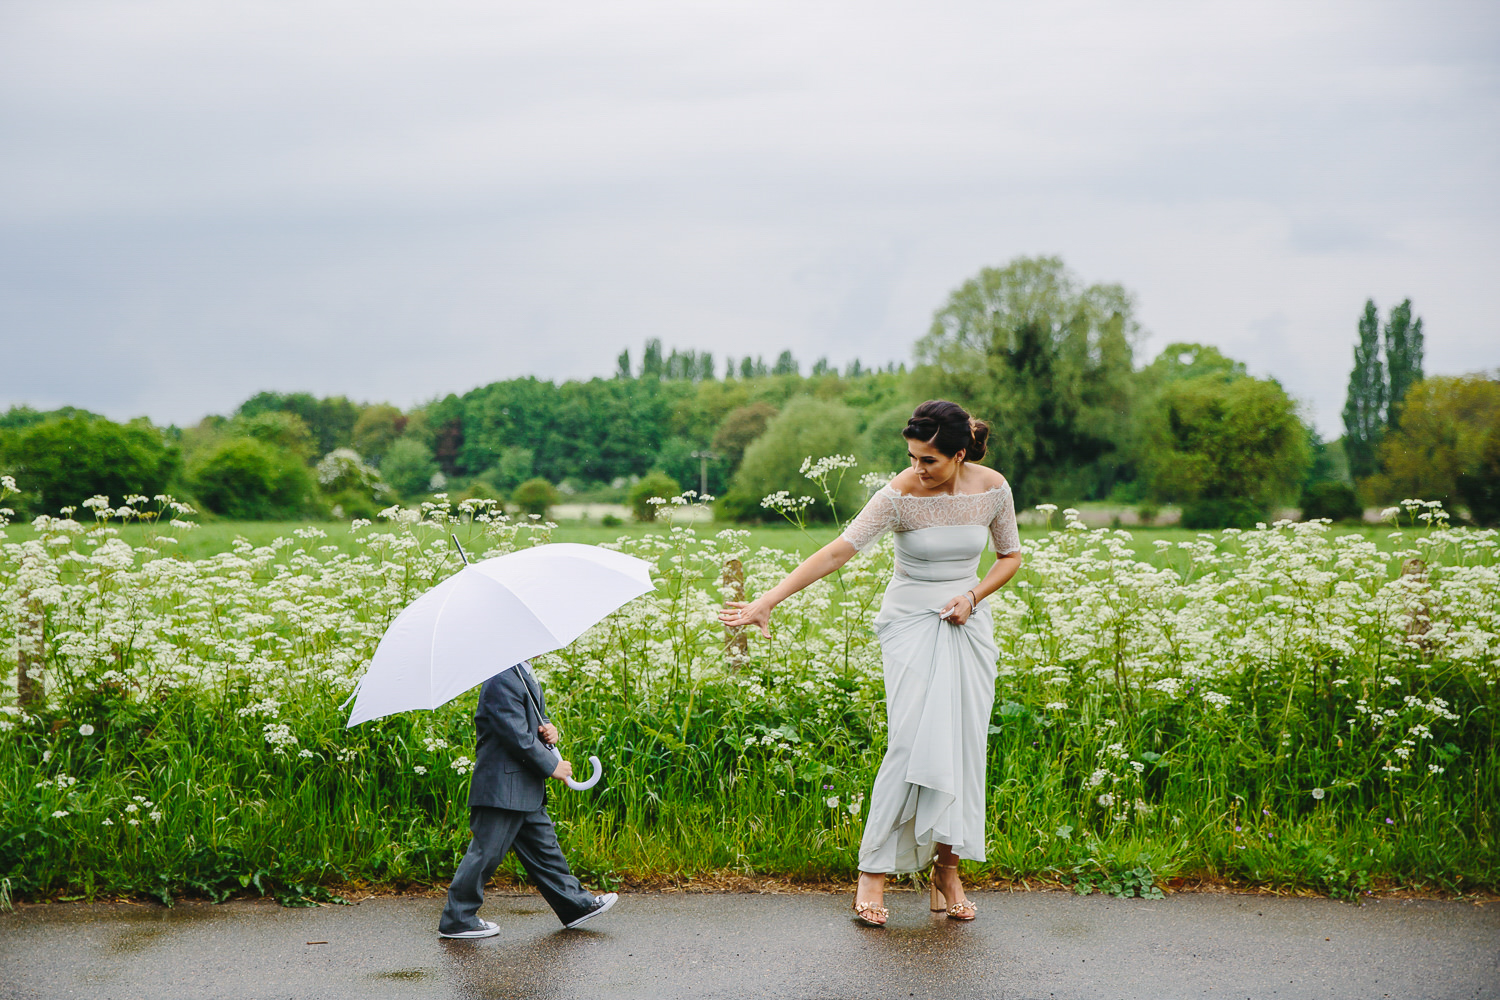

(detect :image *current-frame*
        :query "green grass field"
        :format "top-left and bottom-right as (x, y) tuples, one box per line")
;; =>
(7, 505), (1490, 906)
(3, 513), (1403, 565)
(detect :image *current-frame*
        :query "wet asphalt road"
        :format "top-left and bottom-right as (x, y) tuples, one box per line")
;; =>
(2, 890), (1497, 1000)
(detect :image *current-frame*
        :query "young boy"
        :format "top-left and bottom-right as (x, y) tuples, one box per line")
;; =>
(438, 661), (618, 938)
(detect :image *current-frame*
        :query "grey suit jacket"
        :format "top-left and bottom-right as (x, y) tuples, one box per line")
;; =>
(468, 663), (556, 813)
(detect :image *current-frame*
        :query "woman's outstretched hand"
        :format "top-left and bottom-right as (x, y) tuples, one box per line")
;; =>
(719, 597), (773, 637)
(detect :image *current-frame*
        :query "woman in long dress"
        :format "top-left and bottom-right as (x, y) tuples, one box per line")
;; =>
(720, 400), (1023, 926)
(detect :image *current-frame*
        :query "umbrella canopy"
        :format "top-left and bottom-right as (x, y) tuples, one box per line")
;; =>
(346, 542), (654, 727)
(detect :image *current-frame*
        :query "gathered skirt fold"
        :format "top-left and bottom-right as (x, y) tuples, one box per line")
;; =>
(857, 594), (998, 874)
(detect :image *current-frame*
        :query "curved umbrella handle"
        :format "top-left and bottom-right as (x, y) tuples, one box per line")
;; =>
(547, 744), (603, 791)
(564, 755), (603, 791)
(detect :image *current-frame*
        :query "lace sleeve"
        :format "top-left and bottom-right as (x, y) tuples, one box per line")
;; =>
(989, 482), (1021, 555)
(841, 488), (899, 553)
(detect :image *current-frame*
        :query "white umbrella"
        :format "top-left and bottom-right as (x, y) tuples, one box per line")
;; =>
(345, 540), (654, 790)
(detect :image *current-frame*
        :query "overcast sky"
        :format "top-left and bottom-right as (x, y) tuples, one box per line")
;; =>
(2, 0), (1496, 435)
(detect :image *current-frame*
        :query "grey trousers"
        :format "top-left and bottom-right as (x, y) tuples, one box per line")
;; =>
(439, 805), (598, 933)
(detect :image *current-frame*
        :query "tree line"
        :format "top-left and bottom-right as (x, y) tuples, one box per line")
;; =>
(3, 256), (1495, 526)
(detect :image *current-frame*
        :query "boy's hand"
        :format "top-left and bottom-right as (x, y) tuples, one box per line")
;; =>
(550, 758), (574, 781)
(538, 722), (560, 746)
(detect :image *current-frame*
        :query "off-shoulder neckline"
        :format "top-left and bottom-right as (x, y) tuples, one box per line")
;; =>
(882, 481), (1009, 499)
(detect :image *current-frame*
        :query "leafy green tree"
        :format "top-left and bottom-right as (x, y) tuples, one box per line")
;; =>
(512, 477), (562, 517)
(1301, 428), (1350, 490)
(1341, 301), (1386, 481)
(0, 406), (52, 431)
(1384, 299), (1425, 430)
(914, 256), (1138, 506)
(1136, 343), (1246, 389)
(0, 415), (179, 515)
(457, 375), (686, 485)
(192, 438), (315, 519)
(1458, 425), (1500, 527)
(660, 347), (716, 381)
(1180, 497), (1266, 530)
(352, 404), (406, 464)
(236, 411), (316, 462)
(1140, 375), (1311, 515)
(719, 397), (863, 522)
(669, 379), (752, 445)
(238, 392), (361, 456)
(629, 471), (682, 522)
(860, 403), (920, 473)
(426, 394), (466, 476)
(397, 409), (434, 450)
(641, 339), (664, 378)
(711, 401), (779, 472)
(772, 350), (799, 376)
(380, 438), (438, 497)
(1301, 481), (1363, 522)
(483, 446), (535, 493)
(1367, 375), (1500, 509)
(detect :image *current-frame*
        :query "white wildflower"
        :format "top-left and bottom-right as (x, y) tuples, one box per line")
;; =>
(262, 723), (298, 749)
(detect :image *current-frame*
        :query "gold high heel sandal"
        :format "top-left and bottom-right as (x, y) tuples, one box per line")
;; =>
(852, 898), (889, 927)
(853, 873), (889, 927)
(930, 861), (977, 921)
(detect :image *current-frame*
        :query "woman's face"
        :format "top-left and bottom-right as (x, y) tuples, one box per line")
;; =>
(907, 436), (964, 490)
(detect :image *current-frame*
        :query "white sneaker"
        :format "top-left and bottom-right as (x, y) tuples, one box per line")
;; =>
(564, 892), (618, 929)
(439, 919), (500, 939)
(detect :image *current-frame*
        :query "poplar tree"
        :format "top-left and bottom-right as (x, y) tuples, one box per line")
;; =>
(1384, 299), (1425, 429)
(1342, 300), (1386, 480)
(640, 339), (664, 378)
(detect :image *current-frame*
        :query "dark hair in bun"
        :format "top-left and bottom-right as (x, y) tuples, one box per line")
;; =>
(903, 400), (988, 462)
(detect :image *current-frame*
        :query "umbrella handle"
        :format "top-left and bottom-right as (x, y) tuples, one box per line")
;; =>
(565, 755), (603, 791)
(547, 745), (603, 791)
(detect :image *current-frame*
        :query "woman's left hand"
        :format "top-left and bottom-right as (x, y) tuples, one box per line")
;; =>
(939, 592), (974, 625)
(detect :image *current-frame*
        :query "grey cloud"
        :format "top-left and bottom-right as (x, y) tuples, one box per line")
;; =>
(1, 0), (1497, 434)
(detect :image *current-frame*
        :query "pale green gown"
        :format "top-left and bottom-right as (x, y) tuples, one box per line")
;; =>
(840, 482), (1021, 874)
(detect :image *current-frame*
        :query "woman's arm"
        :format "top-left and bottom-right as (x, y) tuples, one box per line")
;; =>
(718, 537), (858, 637)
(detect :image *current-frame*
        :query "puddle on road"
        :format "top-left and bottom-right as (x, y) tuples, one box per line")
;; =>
(1047, 921), (1096, 939)
(110, 926), (164, 954)
(372, 968), (430, 981)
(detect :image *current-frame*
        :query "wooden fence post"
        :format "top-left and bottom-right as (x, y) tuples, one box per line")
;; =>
(16, 591), (42, 711)
(721, 557), (748, 666)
